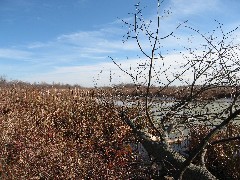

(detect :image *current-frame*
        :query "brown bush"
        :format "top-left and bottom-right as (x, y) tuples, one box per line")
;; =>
(189, 124), (240, 180)
(0, 85), (153, 179)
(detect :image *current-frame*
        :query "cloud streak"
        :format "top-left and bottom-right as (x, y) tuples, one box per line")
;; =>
(0, 48), (33, 61)
(169, 0), (220, 16)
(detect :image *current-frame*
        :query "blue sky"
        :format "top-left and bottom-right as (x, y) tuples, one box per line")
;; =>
(1, 0), (240, 87)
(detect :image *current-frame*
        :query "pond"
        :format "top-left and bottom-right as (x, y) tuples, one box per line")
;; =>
(114, 97), (240, 157)
(115, 97), (240, 126)
(115, 97), (240, 139)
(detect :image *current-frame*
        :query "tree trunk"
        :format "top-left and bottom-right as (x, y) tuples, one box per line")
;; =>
(121, 113), (217, 180)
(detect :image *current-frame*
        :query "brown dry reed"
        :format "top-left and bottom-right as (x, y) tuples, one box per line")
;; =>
(0, 84), (152, 179)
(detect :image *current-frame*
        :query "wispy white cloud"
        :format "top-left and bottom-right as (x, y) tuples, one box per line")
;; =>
(22, 51), (194, 87)
(169, 0), (220, 16)
(0, 48), (33, 60)
(27, 42), (53, 49)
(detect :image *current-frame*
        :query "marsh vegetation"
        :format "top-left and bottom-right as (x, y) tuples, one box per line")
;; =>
(0, 82), (239, 179)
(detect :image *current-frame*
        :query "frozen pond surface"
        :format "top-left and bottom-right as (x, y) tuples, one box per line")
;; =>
(114, 97), (240, 125)
(114, 97), (240, 156)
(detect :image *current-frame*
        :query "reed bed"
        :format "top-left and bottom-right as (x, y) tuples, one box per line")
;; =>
(1, 84), (239, 179)
(189, 124), (240, 179)
(0, 85), (152, 179)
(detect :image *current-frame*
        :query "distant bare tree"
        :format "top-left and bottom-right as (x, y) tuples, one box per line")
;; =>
(0, 76), (7, 85)
(110, 0), (240, 179)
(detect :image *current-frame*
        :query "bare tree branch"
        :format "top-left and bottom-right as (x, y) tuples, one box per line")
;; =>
(211, 136), (240, 145)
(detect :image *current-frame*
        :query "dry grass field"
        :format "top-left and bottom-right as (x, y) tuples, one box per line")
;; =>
(0, 84), (154, 179)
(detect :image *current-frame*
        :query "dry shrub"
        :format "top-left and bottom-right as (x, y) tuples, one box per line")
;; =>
(0, 85), (152, 179)
(108, 85), (236, 100)
(189, 124), (240, 180)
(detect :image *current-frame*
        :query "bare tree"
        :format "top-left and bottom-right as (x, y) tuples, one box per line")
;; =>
(110, 0), (240, 179)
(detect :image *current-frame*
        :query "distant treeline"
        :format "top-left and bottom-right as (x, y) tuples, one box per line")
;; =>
(103, 83), (239, 100)
(0, 76), (82, 89)
(0, 77), (237, 100)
